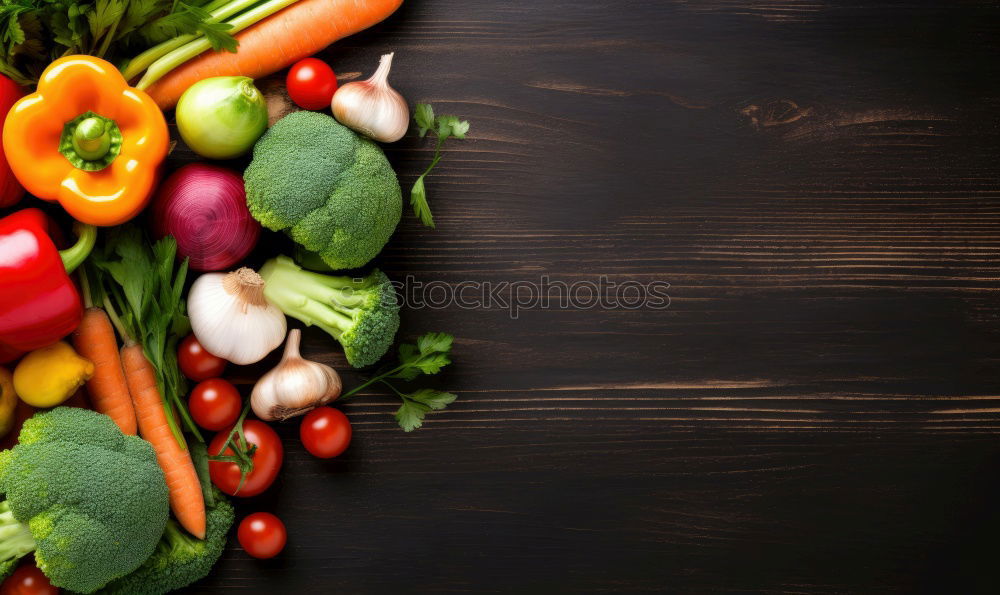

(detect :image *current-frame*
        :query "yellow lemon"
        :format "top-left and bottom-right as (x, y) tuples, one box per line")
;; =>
(13, 342), (94, 408)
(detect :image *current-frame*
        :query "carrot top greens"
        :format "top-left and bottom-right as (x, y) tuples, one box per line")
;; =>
(0, 0), (236, 85)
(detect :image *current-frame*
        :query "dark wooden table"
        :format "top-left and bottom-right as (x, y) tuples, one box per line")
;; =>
(190, 1), (1000, 592)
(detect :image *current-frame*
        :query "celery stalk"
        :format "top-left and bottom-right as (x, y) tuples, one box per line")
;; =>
(123, 0), (265, 82)
(135, 0), (303, 90)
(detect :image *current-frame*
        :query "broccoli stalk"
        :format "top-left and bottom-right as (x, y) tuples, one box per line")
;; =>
(0, 501), (34, 573)
(260, 256), (400, 368)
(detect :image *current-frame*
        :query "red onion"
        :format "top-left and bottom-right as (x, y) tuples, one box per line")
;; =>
(152, 163), (260, 272)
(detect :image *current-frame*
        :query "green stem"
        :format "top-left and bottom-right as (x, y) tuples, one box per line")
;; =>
(95, 10), (124, 58)
(379, 379), (409, 400)
(421, 136), (446, 179)
(0, 502), (35, 563)
(202, 0), (237, 12)
(124, 36), (196, 82)
(122, 0), (260, 81)
(207, 401), (255, 493)
(136, 0), (303, 90)
(72, 117), (112, 160)
(340, 363), (407, 400)
(59, 223), (97, 274)
(79, 266), (93, 308)
(147, 367), (187, 448)
(172, 386), (204, 443)
(102, 295), (130, 343)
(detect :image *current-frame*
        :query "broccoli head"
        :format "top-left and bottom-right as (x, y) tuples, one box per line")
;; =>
(98, 489), (234, 595)
(244, 111), (402, 270)
(260, 255), (400, 367)
(0, 407), (169, 593)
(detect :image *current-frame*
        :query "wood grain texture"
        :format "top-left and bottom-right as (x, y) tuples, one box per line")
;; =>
(174, 0), (1000, 592)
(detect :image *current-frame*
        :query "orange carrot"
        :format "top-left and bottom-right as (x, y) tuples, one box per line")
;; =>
(122, 343), (206, 539)
(72, 307), (137, 435)
(146, 0), (402, 109)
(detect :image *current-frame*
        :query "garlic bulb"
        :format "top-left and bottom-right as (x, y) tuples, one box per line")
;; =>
(331, 52), (409, 143)
(251, 329), (342, 421)
(188, 268), (287, 365)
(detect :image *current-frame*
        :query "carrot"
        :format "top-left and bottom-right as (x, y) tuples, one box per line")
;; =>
(145, 0), (403, 109)
(72, 307), (137, 435)
(122, 343), (206, 539)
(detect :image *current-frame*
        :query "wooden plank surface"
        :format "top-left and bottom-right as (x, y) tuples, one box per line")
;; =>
(185, 1), (1000, 592)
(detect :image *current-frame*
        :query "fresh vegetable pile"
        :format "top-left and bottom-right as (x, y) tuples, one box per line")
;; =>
(0, 0), (469, 591)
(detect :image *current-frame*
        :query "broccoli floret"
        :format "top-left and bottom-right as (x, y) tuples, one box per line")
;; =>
(0, 407), (169, 593)
(0, 558), (16, 583)
(260, 255), (400, 367)
(244, 111), (402, 270)
(98, 490), (233, 595)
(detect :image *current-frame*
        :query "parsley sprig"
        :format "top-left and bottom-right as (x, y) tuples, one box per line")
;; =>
(341, 332), (457, 431)
(0, 0), (236, 85)
(410, 104), (470, 229)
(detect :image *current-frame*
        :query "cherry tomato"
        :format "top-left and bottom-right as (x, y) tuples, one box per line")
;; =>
(178, 334), (227, 381)
(286, 58), (338, 110)
(238, 512), (287, 559)
(300, 407), (352, 458)
(189, 378), (242, 431)
(0, 562), (58, 595)
(209, 419), (283, 497)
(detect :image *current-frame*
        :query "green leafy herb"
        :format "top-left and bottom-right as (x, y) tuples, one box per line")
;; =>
(341, 332), (457, 431)
(410, 103), (469, 229)
(87, 225), (200, 445)
(140, 2), (234, 51)
(0, 0), (237, 85)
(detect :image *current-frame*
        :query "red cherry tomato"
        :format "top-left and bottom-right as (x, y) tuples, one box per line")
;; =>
(178, 334), (227, 381)
(300, 407), (352, 458)
(209, 419), (283, 497)
(238, 512), (287, 559)
(286, 58), (338, 110)
(189, 378), (242, 431)
(1, 562), (59, 595)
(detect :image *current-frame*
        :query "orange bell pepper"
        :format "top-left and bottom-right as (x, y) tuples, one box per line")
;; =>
(1, 56), (169, 226)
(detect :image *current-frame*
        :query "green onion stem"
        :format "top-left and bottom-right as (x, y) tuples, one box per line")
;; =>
(135, 0), (302, 90)
(123, 0), (264, 82)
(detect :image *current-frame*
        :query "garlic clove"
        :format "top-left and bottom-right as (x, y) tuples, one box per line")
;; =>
(251, 329), (342, 421)
(331, 52), (409, 143)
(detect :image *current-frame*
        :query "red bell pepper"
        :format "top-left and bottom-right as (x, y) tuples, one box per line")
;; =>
(0, 209), (96, 362)
(0, 74), (24, 208)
